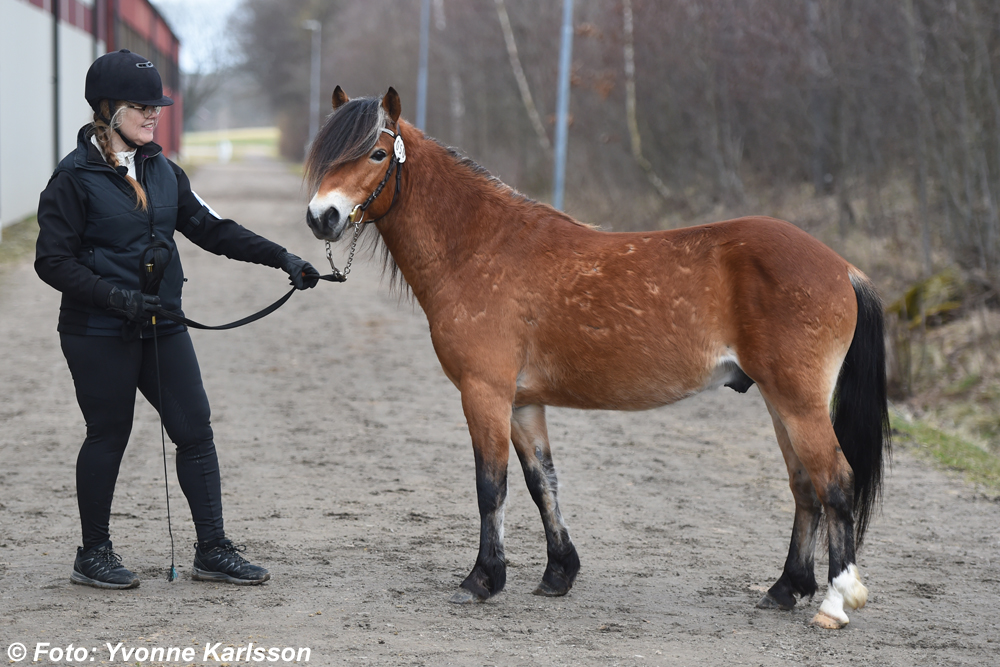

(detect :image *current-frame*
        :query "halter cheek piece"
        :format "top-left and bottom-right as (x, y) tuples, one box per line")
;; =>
(325, 123), (406, 280)
(348, 125), (405, 225)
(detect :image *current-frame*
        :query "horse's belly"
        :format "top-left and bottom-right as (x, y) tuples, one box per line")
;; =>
(514, 354), (714, 411)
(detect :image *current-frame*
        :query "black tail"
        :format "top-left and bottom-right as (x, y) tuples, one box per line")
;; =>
(832, 272), (891, 550)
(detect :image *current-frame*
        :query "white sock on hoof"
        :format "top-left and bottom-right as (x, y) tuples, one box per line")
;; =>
(834, 563), (868, 610)
(817, 564), (867, 625)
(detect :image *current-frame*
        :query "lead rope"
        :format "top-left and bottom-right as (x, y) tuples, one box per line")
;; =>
(151, 313), (178, 582)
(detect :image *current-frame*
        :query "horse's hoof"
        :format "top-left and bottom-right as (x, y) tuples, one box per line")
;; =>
(810, 611), (848, 629)
(533, 581), (569, 597)
(448, 588), (484, 605)
(756, 593), (793, 610)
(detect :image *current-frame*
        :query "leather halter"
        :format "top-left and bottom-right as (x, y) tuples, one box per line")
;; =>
(347, 123), (405, 226)
(323, 122), (406, 281)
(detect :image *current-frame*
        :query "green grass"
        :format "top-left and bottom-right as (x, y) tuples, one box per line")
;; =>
(180, 127), (280, 171)
(0, 216), (39, 270)
(892, 412), (1000, 494)
(182, 126), (279, 146)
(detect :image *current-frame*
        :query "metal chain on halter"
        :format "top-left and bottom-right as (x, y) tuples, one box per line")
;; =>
(325, 218), (364, 281)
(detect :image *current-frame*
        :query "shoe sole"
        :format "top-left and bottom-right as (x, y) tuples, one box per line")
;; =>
(192, 567), (270, 585)
(70, 570), (140, 590)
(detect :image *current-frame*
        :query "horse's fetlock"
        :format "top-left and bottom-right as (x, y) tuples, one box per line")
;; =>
(549, 543), (580, 578)
(461, 557), (506, 600)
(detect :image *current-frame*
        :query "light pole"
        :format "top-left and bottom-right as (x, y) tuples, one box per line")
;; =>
(552, 0), (574, 211)
(415, 0), (431, 130)
(303, 19), (322, 152)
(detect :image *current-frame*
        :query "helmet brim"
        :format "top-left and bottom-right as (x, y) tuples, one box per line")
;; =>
(128, 95), (174, 107)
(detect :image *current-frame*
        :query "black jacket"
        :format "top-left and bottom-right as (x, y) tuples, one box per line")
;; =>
(36, 125), (287, 336)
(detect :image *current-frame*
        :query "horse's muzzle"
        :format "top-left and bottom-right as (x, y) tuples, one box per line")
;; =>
(306, 205), (347, 241)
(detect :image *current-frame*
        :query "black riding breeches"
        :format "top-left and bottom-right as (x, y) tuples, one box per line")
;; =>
(60, 331), (225, 550)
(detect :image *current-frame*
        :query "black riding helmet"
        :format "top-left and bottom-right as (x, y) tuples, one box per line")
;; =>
(85, 49), (173, 150)
(85, 49), (174, 113)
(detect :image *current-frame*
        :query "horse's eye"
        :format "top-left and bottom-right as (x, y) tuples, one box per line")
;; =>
(371, 149), (387, 162)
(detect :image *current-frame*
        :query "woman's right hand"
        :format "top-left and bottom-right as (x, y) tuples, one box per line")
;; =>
(106, 287), (161, 322)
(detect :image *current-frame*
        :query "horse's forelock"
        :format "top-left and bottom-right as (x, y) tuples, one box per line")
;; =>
(305, 97), (387, 192)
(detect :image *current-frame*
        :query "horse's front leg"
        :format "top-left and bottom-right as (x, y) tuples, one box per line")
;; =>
(449, 378), (515, 604)
(510, 404), (580, 596)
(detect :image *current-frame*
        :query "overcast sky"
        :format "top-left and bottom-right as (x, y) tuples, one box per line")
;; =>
(153, 0), (243, 73)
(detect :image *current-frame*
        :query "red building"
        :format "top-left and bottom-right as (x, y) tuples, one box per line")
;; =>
(17, 0), (182, 157)
(99, 0), (183, 157)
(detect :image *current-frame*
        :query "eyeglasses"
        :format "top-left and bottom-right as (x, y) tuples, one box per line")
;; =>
(125, 103), (162, 118)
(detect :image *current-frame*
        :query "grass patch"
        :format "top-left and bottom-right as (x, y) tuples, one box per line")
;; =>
(181, 126), (279, 169)
(182, 126), (279, 146)
(0, 216), (39, 271)
(891, 412), (1000, 494)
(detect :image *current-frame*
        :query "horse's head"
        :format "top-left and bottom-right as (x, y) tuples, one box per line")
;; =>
(305, 86), (403, 241)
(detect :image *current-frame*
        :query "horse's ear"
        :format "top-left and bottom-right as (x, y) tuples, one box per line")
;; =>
(382, 87), (402, 124)
(332, 86), (350, 110)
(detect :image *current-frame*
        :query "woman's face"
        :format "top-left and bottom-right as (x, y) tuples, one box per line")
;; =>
(117, 104), (160, 146)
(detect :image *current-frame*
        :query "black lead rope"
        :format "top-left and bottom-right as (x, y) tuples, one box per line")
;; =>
(147, 273), (345, 331)
(151, 317), (178, 582)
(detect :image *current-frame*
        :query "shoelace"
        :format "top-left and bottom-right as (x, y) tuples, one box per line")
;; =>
(219, 543), (249, 564)
(87, 548), (124, 572)
(197, 541), (249, 565)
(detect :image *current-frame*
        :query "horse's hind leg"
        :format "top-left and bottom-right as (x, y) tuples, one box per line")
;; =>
(510, 405), (580, 596)
(757, 400), (821, 611)
(766, 399), (868, 628)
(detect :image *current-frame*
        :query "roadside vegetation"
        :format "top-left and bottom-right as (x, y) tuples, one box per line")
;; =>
(0, 216), (38, 272)
(179, 126), (279, 171)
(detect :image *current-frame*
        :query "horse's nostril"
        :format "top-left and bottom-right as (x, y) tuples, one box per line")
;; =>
(306, 208), (319, 229)
(321, 207), (339, 230)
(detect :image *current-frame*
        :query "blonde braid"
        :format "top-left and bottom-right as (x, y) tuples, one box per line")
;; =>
(92, 100), (149, 211)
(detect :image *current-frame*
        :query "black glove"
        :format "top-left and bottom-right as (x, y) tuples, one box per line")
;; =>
(279, 252), (320, 290)
(107, 287), (160, 322)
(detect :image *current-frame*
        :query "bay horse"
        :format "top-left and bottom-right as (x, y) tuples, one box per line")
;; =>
(305, 87), (890, 629)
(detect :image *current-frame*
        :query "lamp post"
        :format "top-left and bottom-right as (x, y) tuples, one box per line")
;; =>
(415, 0), (431, 131)
(552, 0), (574, 211)
(302, 19), (322, 151)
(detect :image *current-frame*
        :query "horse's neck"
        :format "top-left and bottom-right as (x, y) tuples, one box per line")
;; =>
(378, 132), (528, 303)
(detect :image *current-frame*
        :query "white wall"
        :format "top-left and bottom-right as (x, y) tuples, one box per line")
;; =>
(60, 21), (98, 162)
(0, 0), (101, 233)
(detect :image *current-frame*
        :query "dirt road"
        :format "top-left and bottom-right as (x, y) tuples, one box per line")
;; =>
(2, 158), (998, 666)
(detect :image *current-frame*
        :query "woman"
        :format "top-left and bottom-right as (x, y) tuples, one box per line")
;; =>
(35, 49), (319, 589)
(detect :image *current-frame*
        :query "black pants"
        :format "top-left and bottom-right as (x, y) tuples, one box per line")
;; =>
(60, 331), (225, 551)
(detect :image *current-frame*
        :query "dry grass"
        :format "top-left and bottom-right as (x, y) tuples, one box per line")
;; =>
(893, 309), (1000, 456)
(0, 216), (39, 273)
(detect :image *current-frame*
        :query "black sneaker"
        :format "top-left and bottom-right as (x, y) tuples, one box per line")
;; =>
(192, 539), (270, 585)
(70, 541), (140, 589)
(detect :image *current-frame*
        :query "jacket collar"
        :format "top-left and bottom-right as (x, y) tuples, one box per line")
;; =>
(74, 124), (162, 172)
